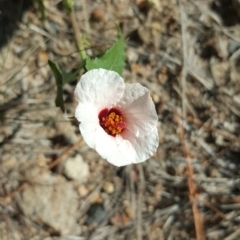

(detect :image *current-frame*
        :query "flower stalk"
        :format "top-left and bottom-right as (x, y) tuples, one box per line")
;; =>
(64, 0), (87, 60)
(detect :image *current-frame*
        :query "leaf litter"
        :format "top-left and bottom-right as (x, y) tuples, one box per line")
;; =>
(0, 0), (240, 239)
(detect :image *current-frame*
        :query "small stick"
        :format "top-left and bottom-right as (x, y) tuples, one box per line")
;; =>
(179, 2), (205, 238)
(137, 164), (144, 240)
(177, 113), (205, 240)
(47, 139), (83, 170)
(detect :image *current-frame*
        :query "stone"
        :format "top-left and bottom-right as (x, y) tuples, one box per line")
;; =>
(63, 155), (89, 182)
(78, 184), (89, 197)
(86, 204), (106, 225)
(19, 172), (80, 235)
(103, 181), (114, 194)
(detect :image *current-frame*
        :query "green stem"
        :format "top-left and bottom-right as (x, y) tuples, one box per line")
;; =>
(70, 10), (87, 60)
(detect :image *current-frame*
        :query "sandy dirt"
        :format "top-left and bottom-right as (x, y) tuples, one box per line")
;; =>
(0, 0), (240, 239)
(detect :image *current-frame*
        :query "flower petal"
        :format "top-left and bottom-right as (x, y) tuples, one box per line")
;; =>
(75, 102), (98, 123)
(75, 102), (99, 148)
(95, 127), (132, 167)
(74, 68), (125, 110)
(79, 123), (96, 149)
(116, 83), (147, 106)
(120, 127), (159, 163)
(117, 83), (158, 136)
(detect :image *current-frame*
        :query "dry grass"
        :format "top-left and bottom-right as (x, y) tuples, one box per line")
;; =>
(0, 0), (240, 239)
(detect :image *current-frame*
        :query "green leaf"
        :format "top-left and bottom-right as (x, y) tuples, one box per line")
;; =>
(48, 60), (65, 113)
(85, 30), (125, 75)
(48, 60), (62, 86)
(55, 86), (65, 113)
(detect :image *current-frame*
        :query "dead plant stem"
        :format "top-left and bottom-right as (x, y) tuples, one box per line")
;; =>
(179, 1), (205, 239)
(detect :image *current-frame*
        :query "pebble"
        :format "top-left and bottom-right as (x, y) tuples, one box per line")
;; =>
(78, 184), (89, 197)
(64, 155), (89, 182)
(86, 204), (106, 225)
(19, 172), (79, 235)
(103, 181), (114, 194)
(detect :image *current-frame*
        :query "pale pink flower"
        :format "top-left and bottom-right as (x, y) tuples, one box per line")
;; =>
(75, 68), (159, 167)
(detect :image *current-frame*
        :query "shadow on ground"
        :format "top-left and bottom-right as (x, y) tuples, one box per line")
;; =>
(0, 0), (32, 50)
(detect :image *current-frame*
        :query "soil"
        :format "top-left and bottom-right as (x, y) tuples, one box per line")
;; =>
(0, 0), (240, 239)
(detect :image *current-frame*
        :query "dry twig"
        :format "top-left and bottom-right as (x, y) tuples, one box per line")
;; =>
(179, 1), (205, 239)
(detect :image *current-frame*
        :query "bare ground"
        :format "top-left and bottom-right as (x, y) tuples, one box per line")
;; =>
(0, 0), (240, 239)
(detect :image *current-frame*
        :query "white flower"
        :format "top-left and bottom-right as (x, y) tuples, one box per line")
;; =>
(75, 68), (159, 167)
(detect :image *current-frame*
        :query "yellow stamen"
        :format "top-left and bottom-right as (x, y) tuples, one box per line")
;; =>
(100, 111), (126, 136)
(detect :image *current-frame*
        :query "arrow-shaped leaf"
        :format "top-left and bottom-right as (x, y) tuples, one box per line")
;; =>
(86, 29), (125, 75)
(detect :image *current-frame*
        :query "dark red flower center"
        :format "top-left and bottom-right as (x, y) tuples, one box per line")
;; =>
(98, 108), (126, 136)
